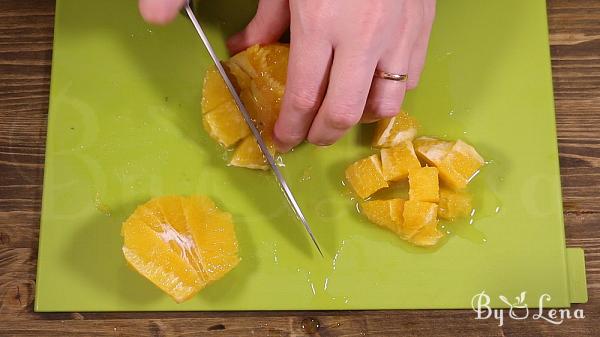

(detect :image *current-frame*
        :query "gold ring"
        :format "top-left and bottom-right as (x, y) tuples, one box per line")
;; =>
(374, 69), (408, 82)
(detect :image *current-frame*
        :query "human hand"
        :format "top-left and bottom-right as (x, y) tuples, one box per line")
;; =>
(139, 0), (435, 152)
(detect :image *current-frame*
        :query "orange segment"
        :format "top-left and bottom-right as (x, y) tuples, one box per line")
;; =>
(360, 199), (405, 232)
(399, 200), (438, 239)
(413, 136), (453, 167)
(409, 222), (445, 247)
(438, 140), (485, 189)
(121, 196), (240, 303)
(372, 111), (418, 148)
(408, 167), (440, 202)
(345, 154), (389, 199)
(202, 100), (250, 148)
(229, 135), (276, 170)
(438, 188), (473, 220)
(380, 141), (421, 182)
(201, 66), (231, 114)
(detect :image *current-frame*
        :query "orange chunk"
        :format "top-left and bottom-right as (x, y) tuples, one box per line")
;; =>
(121, 196), (240, 303)
(413, 136), (453, 166)
(380, 141), (421, 182)
(229, 135), (276, 170)
(410, 222), (445, 247)
(360, 199), (405, 232)
(201, 66), (231, 114)
(345, 154), (389, 199)
(438, 188), (473, 220)
(202, 100), (250, 148)
(408, 167), (440, 202)
(438, 140), (485, 189)
(399, 200), (438, 239)
(372, 111), (418, 148)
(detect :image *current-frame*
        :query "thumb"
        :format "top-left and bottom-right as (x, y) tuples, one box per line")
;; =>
(227, 0), (290, 54)
(139, 0), (187, 25)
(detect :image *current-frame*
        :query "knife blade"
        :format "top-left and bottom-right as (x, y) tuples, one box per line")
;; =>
(183, 2), (323, 257)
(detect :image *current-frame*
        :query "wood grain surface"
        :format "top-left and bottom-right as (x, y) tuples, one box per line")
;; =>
(1, 0), (599, 335)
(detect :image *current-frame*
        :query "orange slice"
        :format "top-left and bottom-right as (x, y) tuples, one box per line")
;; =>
(438, 188), (473, 220)
(408, 167), (440, 203)
(121, 195), (240, 303)
(345, 154), (389, 199)
(360, 199), (405, 232)
(372, 111), (418, 148)
(201, 66), (231, 114)
(202, 44), (290, 169)
(380, 141), (421, 182)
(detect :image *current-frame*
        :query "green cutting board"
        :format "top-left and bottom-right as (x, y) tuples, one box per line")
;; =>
(36, 0), (587, 311)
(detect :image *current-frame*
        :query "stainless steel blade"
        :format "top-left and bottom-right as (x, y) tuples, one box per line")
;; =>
(183, 2), (323, 257)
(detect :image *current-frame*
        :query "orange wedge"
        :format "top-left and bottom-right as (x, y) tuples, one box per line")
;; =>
(438, 140), (485, 189)
(121, 195), (240, 303)
(413, 136), (453, 167)
(372, 111), (418, 148)
(345, 154), (389, 199)
(202, 100), (250, 147)
(229, 135), (276, 170)
(409, 222), (445, 247)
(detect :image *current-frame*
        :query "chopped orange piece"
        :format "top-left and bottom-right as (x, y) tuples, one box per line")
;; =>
(410, 222), (445, 247)
(360, 199), (405, 232)
(229, 135), (276, 170)
(438, 188), (473, 220)
(202, 44), (290, 169)
(413, 136), (453, 166)
(345, 154), (389, 199)
(438, 140), (485, 189)
(202, 100), (250, 148)
(372, 111), (418, 148)
(399, 200), (438, 239)
(121, 196), (240, 303)
(201, 66), (231, 114)
(380, 141), (421, 182)
(408, 167), (440, 202)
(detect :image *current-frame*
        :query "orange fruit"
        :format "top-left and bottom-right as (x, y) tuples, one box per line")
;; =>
(413, 136), (453, 167)
(229, 135), (276, 170)
(438, 188), (473, 220)
(202, 100), (250, 148)
(437, 140), (484, 190)
(202, 44), (290, 170)
(121, 195), (240, 303)
(372, 111), (418, 148)
(360, 199), (405, 232)
(345, 154), (389, 199)
(409, 222), (445, 247)
(380, 141), (421, 182)
(408, 167), (440, 203)
(399, 200), (438, 240)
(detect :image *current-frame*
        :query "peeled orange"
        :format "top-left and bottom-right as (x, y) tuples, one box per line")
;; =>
(201, 44), (290, 169)
(121, 195), (240, 303)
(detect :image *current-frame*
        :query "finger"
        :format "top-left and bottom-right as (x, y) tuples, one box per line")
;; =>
(407, 0), (436, 90)
(139, 0), (187, 25)
(362, 2), (423, 123)
(227, 0), (290, 54)
(307, 47), (378, 145)
(272, 38), (333, 152)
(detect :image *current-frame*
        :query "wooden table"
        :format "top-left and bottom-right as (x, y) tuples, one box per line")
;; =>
(1, 0), (598, 335)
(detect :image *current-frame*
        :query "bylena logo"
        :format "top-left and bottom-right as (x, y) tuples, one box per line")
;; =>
(471, 291), (585, 326)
